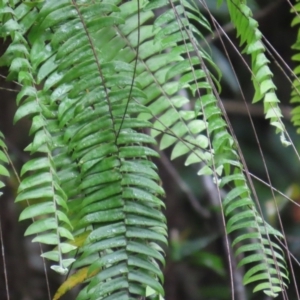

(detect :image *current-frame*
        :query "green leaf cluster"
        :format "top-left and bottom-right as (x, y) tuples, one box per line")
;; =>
(227, 0), (290, 146)
(290, 0), (300, 133)
(0, 0), (293, 299)
(0, 131), (9, 198)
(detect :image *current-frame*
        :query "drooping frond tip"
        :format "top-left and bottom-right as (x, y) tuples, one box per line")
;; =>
(227, 0), (290, 147)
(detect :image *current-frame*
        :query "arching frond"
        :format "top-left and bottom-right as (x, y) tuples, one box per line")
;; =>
(0, 131), (9, 197)
(141, 0), (289, 296)
(227, 0), (290, 146)
(0, 0), (292, 299)
(1, 0), (167, 299)
(290, 0), (300, 132)
(0, 1), (76, 275)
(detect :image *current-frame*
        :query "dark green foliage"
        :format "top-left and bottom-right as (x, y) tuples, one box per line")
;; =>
(0, 0), (294, 299)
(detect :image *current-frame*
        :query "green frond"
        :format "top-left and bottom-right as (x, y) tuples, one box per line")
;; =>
(0, 0), (291, 299)
(6, 0), (168, 298)
(134, 0), (217, 170)
(290, 0), (300, 133)
(0, 132), (9, 198)
(227, 0), (290, 146)
(206, 82), (288, 296)
(0, 0), (75, 275)
(221, 171), (288, 296)
(140, 0), (289, 296)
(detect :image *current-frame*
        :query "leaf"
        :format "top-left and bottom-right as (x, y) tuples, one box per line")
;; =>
(32, 233), (58, 245)
(18, 172), (52, 192)
(14, 99), (39, 123)
(50, 265), (68, 275)
(0, 165), (9, 177)
(81, 237), (127, 258)
(24, 217), (57, 235)
(129, 270), (164, 296)
(19, 202), (55, 220)
(15, 186), (53, 202)
(53, 267), (101, 300)
(227, 0), (287, 145)
(127, 241), (165, 264)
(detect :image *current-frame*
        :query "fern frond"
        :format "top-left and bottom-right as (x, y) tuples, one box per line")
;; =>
(141, 0), (289, 297)
(135, 0), (216, 170)
(226, 0), (290, 146)
(0, 1), (76, 275)
(22, 0), (168, 299)
(0, 0), (291, 298)
(290, 0), (300, 132)
(0, 132), (9, 197)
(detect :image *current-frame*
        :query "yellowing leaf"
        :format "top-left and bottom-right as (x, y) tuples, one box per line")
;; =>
(69, 231), (91, 247)
(53, 266), (100, 300)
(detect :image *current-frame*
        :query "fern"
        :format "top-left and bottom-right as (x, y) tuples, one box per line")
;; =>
(140, 1), (288, 296)
(0, 131), (9, 197)
(291, 0), (300, 132)
(1, 0), (167, 298)
(0, 0), (294, 299)
(226, 0), (290, 146)
(0, 0), (77, 275)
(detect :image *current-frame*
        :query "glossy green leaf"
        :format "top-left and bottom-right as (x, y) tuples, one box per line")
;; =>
(14, 99), (39, 123)
(19, 202), (55, 220)
(127, 241), (165, 264)
(126, 227), (167, 244)
(24, 217), (57, 235)
(15, 185), (53, 202)
(0, 165), (9, 176)
(32, 233), (59, 245)
(129, 270), (164, 295)
(82, 237), (127, 258)
(18, 172), (53, 192)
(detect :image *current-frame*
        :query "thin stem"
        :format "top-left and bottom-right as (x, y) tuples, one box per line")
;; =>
(0, 216), (10, 300)
(116, 0), (141, 140)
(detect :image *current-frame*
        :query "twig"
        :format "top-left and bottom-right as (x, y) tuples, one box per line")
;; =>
(0, 74), (22, 87)
(0, 216), (10, 300)
(0, 86), (19, 93)
(222, 100), (291, 119)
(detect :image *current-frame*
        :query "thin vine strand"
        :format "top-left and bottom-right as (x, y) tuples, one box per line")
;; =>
(115, 0), (141, 140)
(0, 216), (10, 300)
